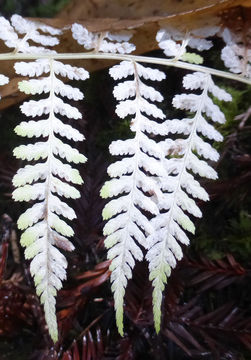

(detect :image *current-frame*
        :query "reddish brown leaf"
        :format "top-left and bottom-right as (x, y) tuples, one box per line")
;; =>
(163, 328), (192, 356)
(72, 340), (80, 360)
(0, 242), (8, 283)
(183, 255), (247, 292)
(62, 351), (73, 360)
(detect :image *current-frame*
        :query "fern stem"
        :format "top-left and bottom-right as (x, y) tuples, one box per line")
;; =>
(0, 52), (250, 85)
(44, 58), (55, 303)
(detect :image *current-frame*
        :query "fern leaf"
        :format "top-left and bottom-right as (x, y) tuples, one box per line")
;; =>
(101, 61), (166, 335)
(15, 118), (84, 141)
(220, 28), (251, 78)
(147, 71), (231, 332)
(0, 74), (9, 100)
(72, 23), (135, 53)
(12, 58), (88, 342)
(0, 15), (61, 53)
(157, 26), (219, 62)
(0, 74), (9, 86)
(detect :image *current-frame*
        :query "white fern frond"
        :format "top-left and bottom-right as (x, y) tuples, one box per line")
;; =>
(20, 97), (82, 119)
(0, 74), (9, 100)
(220, 28), (251, 78)
(0, 14), (61, 53)
(19, 77), (83, 100)
(12, 58), (88, 342)
(72, 23), (135, 53)
(11, 14), (61, 36)
(147, 71), (231, 332)
(14, 118), (84, 141)
(100, 60), (166, 335)
(0, 11), (246, 343)
(0, 74), (9, 85)
(157, 26), (219, 64)
(0, 16), (19, 48)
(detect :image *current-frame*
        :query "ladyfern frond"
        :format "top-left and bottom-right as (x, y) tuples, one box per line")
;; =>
(101, 60), (166, 335)
(146, 71), (231, 332)
(12, 58), (88, 342)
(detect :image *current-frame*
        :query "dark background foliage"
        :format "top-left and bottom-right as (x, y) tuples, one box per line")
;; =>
(0, 1), (251, 359)
(0, 0), (69, 17)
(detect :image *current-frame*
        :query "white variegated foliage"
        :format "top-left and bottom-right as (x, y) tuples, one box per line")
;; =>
(146, 71), (231, 331)
(72, 23), (135, 54)
(12, 58), (89, 342)
(0, 74), (9, 99)
(0, 14), (61, 53)
(157, 26), (219, 64)
(221, 28), (251, 78)
(100, 60), (166, 335)
(0, 13), (243, 340)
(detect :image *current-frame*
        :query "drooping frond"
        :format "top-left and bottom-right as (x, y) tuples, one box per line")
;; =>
(12, 58), (89, 342)
(146, 71), (231, 332)
(100, 60), (166, 335)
